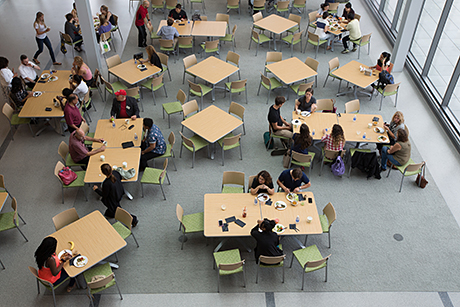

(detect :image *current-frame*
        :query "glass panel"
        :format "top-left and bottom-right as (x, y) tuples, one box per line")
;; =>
(383, 0), (398, 20)
(394, 0), (407, 32)
(447, 79), (460, 125)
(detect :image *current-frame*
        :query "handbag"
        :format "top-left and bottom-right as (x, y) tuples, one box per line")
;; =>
(59, 167), (78, 185)
(282, 150), (291, 168)
(415, 162), (428, 188)
(331, 151), (345, 176)
(99, 39), (110, 54)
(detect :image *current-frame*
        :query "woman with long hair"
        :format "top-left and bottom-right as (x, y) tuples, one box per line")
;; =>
(100, 5), (115, 25)
(33, 12), (61, 66)
(292, 124), (312, 154)
(321, 124), (345, 151)
(71, 56), (94, 86)
(250, 170), (275, 195)
(380, 129), (411, 171)
(34, 237), (76, 292)
(140, 45), (163, 71)
(10, 77), (33, 108)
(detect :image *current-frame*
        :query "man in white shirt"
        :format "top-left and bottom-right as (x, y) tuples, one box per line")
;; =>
(0, 56), (17, 87)
(18, 55), (41, 89)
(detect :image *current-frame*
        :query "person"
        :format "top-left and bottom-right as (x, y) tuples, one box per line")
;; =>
(140, 45), (163, 71)
(0, 57), (17, 86)
(65, 13), (83, 52)
(69, 74), (88, 101)
(34, 237), (76, 292)
(277, 168), (311, 193)
(100, 5), (115, 25)
(33, 12), (61, 66)
(71, 56), (94, 87)
(140, 118), (166, 171)
(71, 2), (79, 23)
(93, 164), (139, 227)
(376, 111), (406, 154)
(321, 123), (345, 151)
(10, 77), (33, 108)
(369, 52), (391, 72)
(18, 55), (40, 88)
(380, 129), (411, 171)
(341, 2), (355, 21)
(250, 170), (275, 195)
(295, 88), (317, 113)
(157, 18), (179, 43)
(110, 89), (140, 120)
(316, 2), (330, 18)
(68, 127), (106, 166)
(250, 219), (283, 264)
(169, 3), (187, 21)
(98, 15), (113, 36)
(135, 0), (151, 48)
(315, 12), (335, 51)
(268, 96), (293, 141)
(292, 124), (312, 155)
(341, 12), (361, 54)
(61, 94), (85, 133)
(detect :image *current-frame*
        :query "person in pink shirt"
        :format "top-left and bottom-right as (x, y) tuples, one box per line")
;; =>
(68, 128), (106, 166)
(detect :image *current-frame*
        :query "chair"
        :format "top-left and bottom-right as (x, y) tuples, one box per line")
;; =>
(176, 204), (204, 250)
(218, 133), (242, 166)
(29, 266), (69, 307)
(163, 89), (186, 128)
(281, 30), (303, 57)
(289, 81), (314, 100)
(0, 175), (26, 225)
(268, 122), (290, 151)
(213, 248), (246, 292)
(226, 0), (240, 17)
(105, 54), (122, 82)
(345, 99), (360, 113)
(81, 90), (96, 123)
(323, 57), (343, 92)
(304, 32), (327, 59)
(304, 57), (319, 87)
(315, 98), (335, 112)
(112, 207), (140, 248)
(110, 14), (123, 40)
(0, 258), (4, 269)
(200, 16), (208, 21)
(256, 253), (286, 283)
(59, 32), (83, 58)
(252, 0), (266, 16)
(221, 171), (244, 193)
(264, 51), (282, 76)
(354, 13), (361, 21)
(187, 80), (212, 110)
(190, 0), (206, 14)
(226, 51), (241, 80)
(286, 14), (302, 34)
(140, 73), (168, 105)
(141, 159), (170, 199)
(328, 2), (339, 15)
(289, 151), (315, 176)
(83, 263), (122, 307)
(52, 208), (79, 231)
(350, 33), (372, 59)
(374, 82), (401, 111)
(318, 202), (336, 247)
(159, 39), (177, 62)
(387, 159), (425, 192)
(228, 101), (246, 135)
(101, 32), (116, 52)
(257, 72), (283, 104)
(216, 13), (230, 34)
(319, 149), (345, 176)
(81, 121), (94, 146)
(100, 75), (127, 102)
(200, 40), (220, 58)
(158, 52), (172, 81)
(219, 24), (237, 52)
(179, 131), (209, 168)
(54, 161), (87, 204)
(291, 0), (307, 18)
(306, 11), (317, 35)
(182, 54), (197, 84)
(275, 1), (290, 17)
(90, 68), (104, 101)
(0, 197), (27, 241)
(165, 0), (177, 17)
(151, 0), (165, 14)
(289, 244), (330, 290)
(177, 36), (194, 55)
(153, 131), (177, 171)
(249, 30), (271, 56)
(2, 103), (33, 140)
(125, 86), (143, 112)
(182, 99), (200, 124)
(225, 79), (248, 104)
(252, 11), (264, 33)
(247, 175), (256, 192)
(57, 141), (86, 169)
(347, 148), (372, 177)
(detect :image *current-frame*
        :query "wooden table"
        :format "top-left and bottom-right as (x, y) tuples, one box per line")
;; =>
(84, 148), (141, 183)
(157, 19), (192, 36)
(338, 113), (386, 143)
(266, 57), (317, 91)
(108, 59), (161, 86)
(253, 14), (298, 50)
(292, 111), (338, 138)
(332, 60), (379, 99)
(191, 21), (227, 38)
(32, 70), (72, 92)
(50, 210), (126, 278)
(314, 17), (347, 36)
(185, 56), (239, 102)
(92, 119), (143, 149)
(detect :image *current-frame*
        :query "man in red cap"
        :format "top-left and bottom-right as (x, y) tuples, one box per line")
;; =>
(110, 89), (140, 120)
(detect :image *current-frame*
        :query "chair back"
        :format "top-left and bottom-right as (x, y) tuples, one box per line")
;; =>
(293, 0), (306, 6)
(323, 202), (336, 228)
(308, 32), (320, 43)
(231, 24), (237, 36)
(178, 36), (193, 46)
(229, 101), (245, 120)
(112, 14), (119, 27)
(259, 254), (285, 265)
(292, 151), (314, 164)
(222, 171), (244, 187)
(305, 57), (319, 72)
(226, 51), (240, 67)
(277, 1), (290, 9)
(265, 52), (282, 65)
(201, 16), (208, 21)
(223, 133), (241, 147)
(2, 103), (14, 122)
(296, 82), (314, 95)
(253, 0), (265, 8)
(0, 174), (5, 190)
(100, 75), (114, 92)
(292, 31), (303, 42)
(158, 159), (168, 182)
(384, 82), (401, 93)
(115, 207), (133, 231)
(404, 162), (424, 174)
(252, 30), (260, 42)
(387, 62), (394, 74)
(328, 2), (339, 10)
(205, 40), (219, 50)
(28, 266), (53, 288)
(227, 0), (239, 6)
(177, 89), (186, 104)
(53, 208), (79, 231)
(160, 39), (175, 48)
(230, 79), (247, 90)
(328, 57), (339, 71)
(183, 54), (197, 70)
(219, 260), (244, 271)
(166, 0), (177, 7)
(404, 123), (409, 137)
(105, 55), (122, 69)
(92, 69), (101, 88)
(60, 32), (73, 44)
(248, 175), (256, 192)
(354, 13), (361, 21)
(101, 31), (112, 42)
(308, 11), (317, 23)
(315, 99), (335, 112)
(260, 72), (271, 87)
(216, 13), (230, 25)
(253, 11), (263, 22)
(125, 87), (140, 98)
(152, 0), (164, 6)
(87, 273), (115, 289)
(361, 33), (372, 44)
(58, 141), (69, 162)
(188, 80), (204, 94)
(182, 99), (199, 118)
(11, 197), (19, 224)
(150, 73), (165, 87)
(306, 255), (330, 269)
(54, 161), (65, 184)
(176, 204), (184, 224)
(179, 131), (195, 149)
(168, 131), (175, 148)
(324, 149), (344, 160)
(345, 99), (360, 113)
(83, 91), (91, 107)
(158, 52), (169, 67)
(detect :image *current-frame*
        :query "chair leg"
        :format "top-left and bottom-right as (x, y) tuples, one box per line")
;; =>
(16, 225), (28, 241)
(221, 147), (224, 166)
(131, 232), (140, 247)
(51, 287), (57, 307)
(282, 263), (285, 283)
(242, 265), (246, 288)
(325, 264), (328, 282)
(256, 264), (259, 283)
(61, 187), (64, 204)
(217, 269), (220, 292)
(141, 183), (144, 198)
(0, 259), (4, 269)
(114, 276), (123, 300)
(301, 269), (305, 290)
(192, 150), (195, 168)
(114, 252), (119, 263)
(399, 174), (405, 193)
(323, 75), (329, 87)
(160, 184), (166, 200)
(304, 235), (308, 245)
(18, 213), (26, 224)
(328, 231), (331, 248)
(289, 254), (294, 268)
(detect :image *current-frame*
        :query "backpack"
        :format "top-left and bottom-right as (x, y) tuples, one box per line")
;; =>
(377, 70), (394, 89)
(331, 152), (345, 176)
(264, 131), (273, 149)
(58, 167), (77, 185)
(192, 13), (201, 21)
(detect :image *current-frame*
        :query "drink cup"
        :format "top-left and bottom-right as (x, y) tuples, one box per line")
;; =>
(100, 155), (105, 161)
(307, 216), (313, 223)
(368, 123), (372, 129)
(122, 162), (128, 168)
(221, 205), (226, 211)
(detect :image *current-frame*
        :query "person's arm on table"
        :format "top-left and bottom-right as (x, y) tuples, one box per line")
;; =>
(87, 144), (106, 156)
(277, 178), (290, 193)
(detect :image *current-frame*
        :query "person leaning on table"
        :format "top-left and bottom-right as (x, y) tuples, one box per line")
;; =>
(380, 129), (411, 172)
(251, 218), (283, 264)
(110, 89), (140, 120)
(168, 3), (187, 21)
(157, 18), (180, 44)
(18, 54), (40, 89)
(68, 127), (106, 167)
(277, 168), (311, 193)
(295, 88), (317, 113)
(250, 170), (275, 195)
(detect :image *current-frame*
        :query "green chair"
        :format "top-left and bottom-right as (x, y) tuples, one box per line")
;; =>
(289, 81), (314, 101)
(319, 149), (345, 176)
(348, 148), (372, 177)
(126, 86), (143, 112)
(290, 0), (307, 18)
(218, 133), (242, 166)
(29, 266), (69, 307)
(83, 263), (122, 307)
(327, 2), (339, 15)
(111, 14), (123, 40)
(289, 244), (330, 290)
(304, 57), (319, 87)
(225, 79), (248, 104)
(153, 131), (177, 171)
(151, 0), (165, 14)
(179, 131), (209, 168)
(264, 51), (282, 76)
(228, 101), (246, 135)
(345, 99), (360, 113)
(158, 52), (172, 81)
(0, 175), (26, 224)
(374, 82), (401, 111)
(252, 0), (265, 15)
(100, 75), (127, 102)
(159, 39), (177, 63)
(141, 159), (170, 199)
(219, 24), (237, 52)
(304, 32), (327, 59)
(226, 0), (240, 16)
(90, 68), (104, 101)
(323, 57), (343, 93)
(267, 123), (290, 151)
(221, 171), (245, 193)
(289, 151), (315, 176)
(213, 248), (246, 292)
(190, 0), (206, 14)
(317, 202), (336, 248)
(59, 31), (83, 59)
(101, 31), (116, 53)
(386, 159), (425, 192)
(150, 31), (161, 45)
(52, 208), (79, 231)
(200, 40), (220, 58)
(54, 161), (87, 204)
(81, 91), (96, 123)
(305, 11), (317, 36)
(176, 204), (204, 250)
(57, 141), (85, 169)
(140, 73), (168, 105)
(252, 11), (265, 33)
(80, 121), (94, 147)
(350, 33), (372, 59)
(281, 30), (303, 57)
(183, 54), (197, 84)
(165, 0), (177, 17)
(286, 14), (302, 35)
(181, 99), (199, 133)
(112, 207), (139, 248)
(105, 54), (122, 82)
(249, 30), (272, 56)
(0, 197), (28, 242)
(256, 251), (286, 283)
(275, 0), (290, 17)
(187, 80), (212, 110)
(177, 36), (194, 55)
(216, 13), (230, 34)
(226, 51), (241, 80)
(258, 72), (283, 104)
(315, 98), (336, 112)
(2, 103), (33, 140)
(163, 89), (186, 128)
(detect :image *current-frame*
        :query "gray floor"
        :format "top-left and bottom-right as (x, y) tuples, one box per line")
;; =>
(1, 0), (460, 306)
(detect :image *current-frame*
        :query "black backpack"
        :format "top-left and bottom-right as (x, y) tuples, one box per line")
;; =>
(377, 70), (394, 89)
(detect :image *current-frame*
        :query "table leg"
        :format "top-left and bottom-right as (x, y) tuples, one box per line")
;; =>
(214, 238), (228, 253)
(210, 143), (215, 160)
(124, 189), (134, 200)
(273, 33), (277, 50)
(289, 235), (306, 249)
(236, 238), (252, 253)
(336, 85), (356, 97)
(212, 84), (216, 101)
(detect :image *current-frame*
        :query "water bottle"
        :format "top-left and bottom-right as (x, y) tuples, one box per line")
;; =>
(296, 215), (300, 223)
(134, 58), (137, 65)
(112, 121), (116, 128)
(134, 133), (138, 141)
(363, 132), (366, 140)
(312, 129), (315, 136)
(50, 69), (53, 75)
(254, 197), (258, 206)
(353, 114), (357, 122)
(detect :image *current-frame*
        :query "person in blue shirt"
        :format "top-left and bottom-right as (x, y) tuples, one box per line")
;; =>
(140, 118), (166, 171)
(277, 168), (311, 193)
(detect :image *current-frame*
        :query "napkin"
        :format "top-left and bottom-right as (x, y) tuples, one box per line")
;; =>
(222, 223), (229, 232)
(235, 219), (246, 228)
(68, 254), (81, 267)
(265, 199), (272, 206)
(297, 194), (306, 201)
(225, 216), (236, 223)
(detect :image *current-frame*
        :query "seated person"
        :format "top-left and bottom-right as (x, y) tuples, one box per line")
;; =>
(140, 118), (166, 171)
(341, 12), (361, 54)
(321, 124), (345, 151)
(292, 124), (312, 154)
(69, 74), (88, 101)
(369, 51), (391, 72)
(98, 15), (112, 36)
(380, 129), (411, 171)
(18, 54), (40, 88)
(277, 168), (311, 193)
(157, 18), (179, 42)
(315, 12), (335, 51)
(169, 3), (187, 21)
(250, 170), (275, 195)
(68, 127), (106, 166)
(62, 94), (84, 133)
(71, 56), (94, 87)
(251, 218), (283, 264)
(316, 2), (329, 18)
(0, 56), (17, 86)
(110, 89), (140, 120)
(342, 2), (355, 22)
(10, 77), (33, 108)
(65, 13), (83, 52)
(295, 88), (317, 113)
(140, 45), (163, 71)
(100, 5), (116, 25)
(268, 96), (293, 140)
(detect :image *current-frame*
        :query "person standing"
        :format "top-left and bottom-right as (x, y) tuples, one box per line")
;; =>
(140, 118), (166, 171)
(110, 89), (140, 120)
(251, 219), (283, 264)
(33, 12), (61, 66)
(136, 0), (151, 48)
(18, 55), (40, 88)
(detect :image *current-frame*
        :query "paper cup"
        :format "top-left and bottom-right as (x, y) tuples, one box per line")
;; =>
(125, 119), (130, 125)
(122, 162), (128, 168)
(296, 109), (301, 115)
(112, 165), (117, 170)
(368, 123), (372, 129)
(100, 155), (105, 161)
(307, 216), (313, 223)
(221, 205), (226, 211)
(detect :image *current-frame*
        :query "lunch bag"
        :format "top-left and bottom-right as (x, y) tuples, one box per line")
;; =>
(331, 152), (345, 176)
(59, 167), (78, 185)
(264, 131), (274, 149)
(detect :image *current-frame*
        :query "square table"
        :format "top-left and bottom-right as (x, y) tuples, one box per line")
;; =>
(191, 21), (227, 38)
(253, 14), (298, 50)
(108, 59), (161, 86)
(266, 57), (317, 95)
(92, 118), (143, 149)
(157, 19), (193, 36)
(32, 70), (72, 92)
(186, 56), (239, 102)
(50, 210), (126, 277)
(332, 60), (379, 99)
(292, 111), (338, 139)
(84, 148), (141, 183)
(338, 113), (387, 143)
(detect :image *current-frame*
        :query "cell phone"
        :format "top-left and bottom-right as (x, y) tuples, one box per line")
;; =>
(218, 220), (223, 227)
(308, 197), (313, 203)
(128, 124), (135, 130)
(45, 107), (52, 111)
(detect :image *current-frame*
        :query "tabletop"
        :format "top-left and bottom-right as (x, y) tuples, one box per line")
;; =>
(92, 118), (144, 149)
(84, 148), (141, 183)
(253, 14), (298, 35)
(108, 59), (161, 85)
(338, 113), (387, 143)
(266, 57), (317, 85)
(315, 17), (347, 36)
(332, 60), (379, 89)
(51, 210), (126, 278)
(186, 56), (239, 85)
(204, 192), (322, 237)
(18, 92), (64, 118)
(181, 105), (242, 143)
(32, 70), (72, 92)
(292, 111), (338, 138)
(157, 19), (192, 36)
(191, 21), (227, 37)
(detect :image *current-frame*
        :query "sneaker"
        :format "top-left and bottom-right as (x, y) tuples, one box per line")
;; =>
(341, 49), (349, 54)
(352, 47), (357, 52)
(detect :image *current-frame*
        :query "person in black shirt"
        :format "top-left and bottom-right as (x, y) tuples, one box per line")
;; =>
(250, 170), (275, 195)
(342, 2), (355, 22)
(251, 219), (283, 264)
(295, 88), (317, 113)
(268, 96), (293, 139)
(169, 3), (187, 21)
(140, 45), (163, 71)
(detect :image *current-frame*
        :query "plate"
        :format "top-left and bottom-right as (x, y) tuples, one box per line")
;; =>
(49, 76), (58, 81)
(41, 73), (50, 79)
(291, 119), (301, 125)
(301, 111), (310, 117)
(378, 135), (389, 143)
(274, 201), (287, 210)
(374, 127), (384, 133)
(137, 64), (146, 69)
(58, 249), (72, 260)
(33, 91), (42, 97)
(273, 223), (286, 234)
(286, 193), (297, 202)
(73, 255), (88, 268)
(257, 193), (269, 202)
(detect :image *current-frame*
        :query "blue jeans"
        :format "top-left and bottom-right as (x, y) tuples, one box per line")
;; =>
(34, 36), (56, 62)
(380, 146), (401, 170)
(53, 269), (76, 287)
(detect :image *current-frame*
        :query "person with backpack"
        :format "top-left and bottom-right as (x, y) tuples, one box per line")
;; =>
(277, 168), (311, 193)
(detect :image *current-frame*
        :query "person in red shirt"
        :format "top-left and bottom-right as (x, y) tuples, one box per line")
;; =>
(135, 0), (151, 47)
(110, 89), (140, 120)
